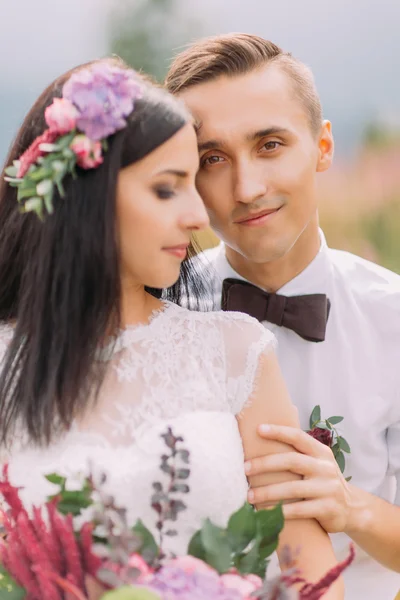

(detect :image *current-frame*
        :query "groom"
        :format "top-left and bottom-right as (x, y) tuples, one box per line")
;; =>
(166, 34), (400, 598)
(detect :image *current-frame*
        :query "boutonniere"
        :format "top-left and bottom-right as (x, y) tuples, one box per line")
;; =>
(307, 405), (351, 480)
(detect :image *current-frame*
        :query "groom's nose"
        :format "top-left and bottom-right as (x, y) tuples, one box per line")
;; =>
(232, 159), (268, 205)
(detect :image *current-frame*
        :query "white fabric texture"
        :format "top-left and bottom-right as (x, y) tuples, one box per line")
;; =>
(0, 302), (276, 557)
(197, 231), (400, 600)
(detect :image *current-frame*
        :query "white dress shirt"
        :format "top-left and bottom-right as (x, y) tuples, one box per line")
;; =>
(197, 231), (400, 599)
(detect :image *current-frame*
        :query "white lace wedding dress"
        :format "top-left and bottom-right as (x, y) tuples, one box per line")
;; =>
(0, 301), (276, 555)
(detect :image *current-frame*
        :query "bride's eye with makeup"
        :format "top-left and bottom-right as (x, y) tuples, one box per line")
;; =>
(153, 184), (176, 200)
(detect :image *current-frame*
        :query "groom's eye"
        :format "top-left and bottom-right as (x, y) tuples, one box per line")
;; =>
(201, 155), (225, 167)
(261, 141), (282, 152)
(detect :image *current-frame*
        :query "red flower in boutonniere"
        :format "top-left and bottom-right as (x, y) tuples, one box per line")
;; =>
(307, 405), (351, 480)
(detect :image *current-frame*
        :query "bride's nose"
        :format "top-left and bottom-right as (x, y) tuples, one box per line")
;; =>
(180, 191), (210, 231)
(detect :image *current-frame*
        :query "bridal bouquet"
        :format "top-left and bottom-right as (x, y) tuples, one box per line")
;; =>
(0, 429), (353, 600)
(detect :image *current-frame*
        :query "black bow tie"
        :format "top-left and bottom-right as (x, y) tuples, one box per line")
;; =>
(222, 278), (331, 342)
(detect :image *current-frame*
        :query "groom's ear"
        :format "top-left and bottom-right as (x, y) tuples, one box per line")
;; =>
(316, 120), (334, 172)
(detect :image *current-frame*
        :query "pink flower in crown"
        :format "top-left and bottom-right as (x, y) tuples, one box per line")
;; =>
(63, 63), (142, 141)
(70, 134), (103, 169)
(16, 129), (60, 178)
(44, 98), (79, 134)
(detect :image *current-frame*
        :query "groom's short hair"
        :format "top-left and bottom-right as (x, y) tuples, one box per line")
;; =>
(165, 33), (322, 135)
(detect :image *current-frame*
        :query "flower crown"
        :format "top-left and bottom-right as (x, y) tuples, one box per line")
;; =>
(4, 63), (143, 220)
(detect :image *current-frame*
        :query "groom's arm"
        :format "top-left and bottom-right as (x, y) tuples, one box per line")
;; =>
(245, 424), (400, 573)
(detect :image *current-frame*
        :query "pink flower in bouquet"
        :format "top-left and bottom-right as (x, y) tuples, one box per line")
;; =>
(129, 553), (154, 579)
(167, 555), (215, 575)
(147, 563), (244, 600)
(221, 572), (262, 598)
(70, 134), (103, 169)
(44, 98), (79, 134)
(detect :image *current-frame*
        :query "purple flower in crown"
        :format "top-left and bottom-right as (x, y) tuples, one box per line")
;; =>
(63, 63), (142, 141)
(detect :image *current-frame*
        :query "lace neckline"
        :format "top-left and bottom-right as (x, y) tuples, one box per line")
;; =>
(97, 300), (176, 361)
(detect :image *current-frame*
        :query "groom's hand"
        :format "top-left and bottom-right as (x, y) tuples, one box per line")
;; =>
(245, 424), (355, 534)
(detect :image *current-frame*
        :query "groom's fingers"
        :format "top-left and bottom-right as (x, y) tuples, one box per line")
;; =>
(245, 451), (336, 478)
(248, 478), (333, 506)
(282, 499), (329, 521)
(256, 424), (334, 459)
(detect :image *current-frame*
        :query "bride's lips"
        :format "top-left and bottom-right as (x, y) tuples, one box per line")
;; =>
(163, 244), (189, 259)
(234, 207), (282, 227)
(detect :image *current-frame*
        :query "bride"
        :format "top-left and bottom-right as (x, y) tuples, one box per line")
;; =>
(0, 58), (342, 597)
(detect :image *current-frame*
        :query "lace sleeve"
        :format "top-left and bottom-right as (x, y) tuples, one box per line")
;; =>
(219, 312), (277, 415)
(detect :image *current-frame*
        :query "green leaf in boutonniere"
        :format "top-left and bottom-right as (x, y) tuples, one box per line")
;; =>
(307, 405), (352, 480)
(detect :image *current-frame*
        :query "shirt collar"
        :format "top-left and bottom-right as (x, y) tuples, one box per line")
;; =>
(214, 229), (332, 296)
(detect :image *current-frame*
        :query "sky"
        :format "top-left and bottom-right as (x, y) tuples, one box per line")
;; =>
(0, 0), (399, 162)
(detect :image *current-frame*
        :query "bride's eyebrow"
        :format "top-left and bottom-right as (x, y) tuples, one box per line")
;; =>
(154, 169), (188, 178)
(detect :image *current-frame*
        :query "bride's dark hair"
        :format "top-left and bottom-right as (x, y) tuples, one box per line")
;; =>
(0, 57), (204, 447)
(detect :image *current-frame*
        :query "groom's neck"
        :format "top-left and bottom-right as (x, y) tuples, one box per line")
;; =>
(224, 221), (321, 293)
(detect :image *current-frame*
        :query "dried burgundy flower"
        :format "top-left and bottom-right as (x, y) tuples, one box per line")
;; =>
(307, 427), (333, 448)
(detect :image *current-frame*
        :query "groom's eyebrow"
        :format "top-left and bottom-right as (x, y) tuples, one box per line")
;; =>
(247, 127), (291, 141)
(197, 139), (224, 152)
(196, 126), (292, 153)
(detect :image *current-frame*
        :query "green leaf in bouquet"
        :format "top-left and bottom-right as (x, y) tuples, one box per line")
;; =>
(227, 502), (256, 552)
(187, 530), (207, 562)
(45, 472), (67, 486)
(100, 586), (160, 600)
(132, 519), (158, 562)
(170, 483), (189, 494)
(331, 442), (340, 454)
(327, 416), (344, 425)
(336, 451), (345, 473)
(338, 436), (351, 453)
(314, 422), (330, 430)
(176, 468), (190, 480)
(200, 519), (232, 574)
(177, 449), (189, 464)
(235, 537), (267, 578)
(309, 405), (321, 428)
(255, 503), (284, 550)
(46, 473), (93, 516)
(54, 490), (93, 516)
(0, 564), (26, 600)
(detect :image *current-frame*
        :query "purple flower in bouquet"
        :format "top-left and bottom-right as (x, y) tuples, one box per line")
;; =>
(148, 565), (244, 600)
(63, 63), (142, 140)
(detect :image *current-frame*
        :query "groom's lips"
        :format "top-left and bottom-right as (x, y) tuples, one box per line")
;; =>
(234, 207), (282, 227)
